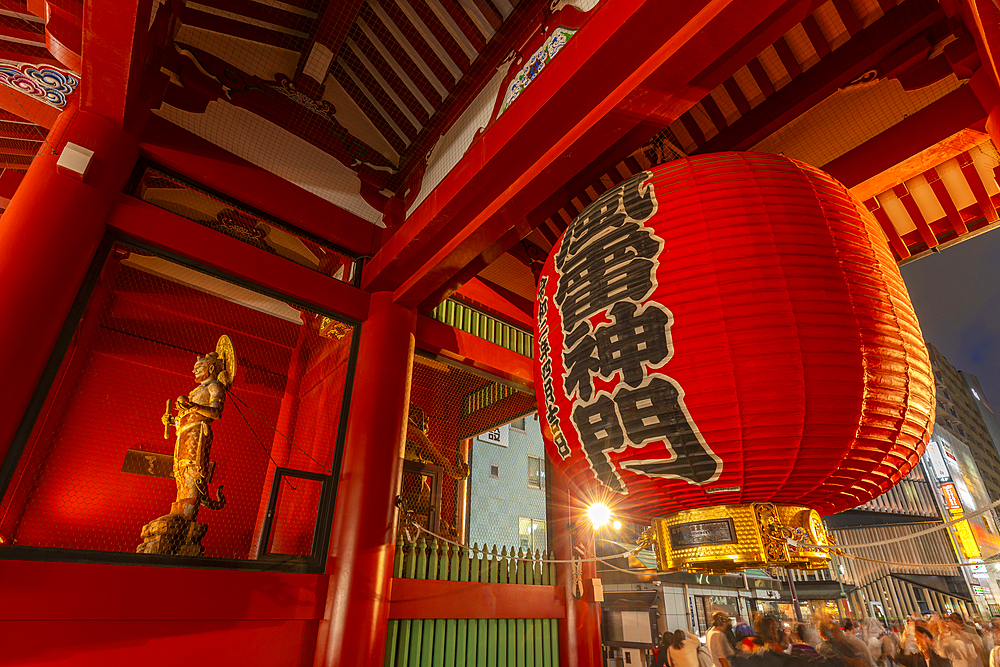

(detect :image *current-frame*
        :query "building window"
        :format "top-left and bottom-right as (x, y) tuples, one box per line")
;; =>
(519, 517), (546, 552)
(510, 417), (526, 431)
(527, 455), (544, 489)
(490, 465), (499, 478)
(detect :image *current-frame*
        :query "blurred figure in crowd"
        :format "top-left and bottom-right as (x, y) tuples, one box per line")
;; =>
(736, 616), (754, 642)
(895, 624), (951, 667)
(666, 629), (703, 667)
(818, 621), (870, 667)
(787, 623), (820, 660)
(708, 612), (736, 667)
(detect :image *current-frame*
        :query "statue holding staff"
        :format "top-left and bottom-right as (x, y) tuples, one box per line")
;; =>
(137, 336), (234, 556)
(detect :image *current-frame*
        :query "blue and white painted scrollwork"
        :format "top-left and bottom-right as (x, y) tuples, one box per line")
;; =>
(0, 63), (80, 109)
(498, 27), (576, 118)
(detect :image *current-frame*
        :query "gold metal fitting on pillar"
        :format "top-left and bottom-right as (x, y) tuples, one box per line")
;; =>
(645, 503), (832, 574)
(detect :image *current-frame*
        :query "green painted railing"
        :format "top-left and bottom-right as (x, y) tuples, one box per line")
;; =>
(385, 535), (561, 667)
(427, 298), (534, 358)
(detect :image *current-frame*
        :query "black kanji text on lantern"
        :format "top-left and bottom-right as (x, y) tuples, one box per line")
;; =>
(545, 171), (722, 494)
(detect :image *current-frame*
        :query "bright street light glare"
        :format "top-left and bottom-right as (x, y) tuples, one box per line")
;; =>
(613, 520), (622, 530)
(587, 502), (611, 528)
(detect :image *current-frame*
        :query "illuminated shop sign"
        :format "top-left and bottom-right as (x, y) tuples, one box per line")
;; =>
(942, 483), (962, 511)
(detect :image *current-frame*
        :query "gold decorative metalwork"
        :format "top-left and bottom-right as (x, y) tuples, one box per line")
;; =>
(649, 503), (832, 573)
(319, 316), (352, 340)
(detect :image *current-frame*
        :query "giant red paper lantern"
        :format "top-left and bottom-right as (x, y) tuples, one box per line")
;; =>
(534, 153), (935, 528)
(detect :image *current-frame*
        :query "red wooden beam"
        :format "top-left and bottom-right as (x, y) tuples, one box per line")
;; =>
(801, 13), (831, 58)
(865, 197), (911, 259)
(694, 0), (945, 154)
(959, 150), (999, 222)
(697, 0), (944, 153)
(407, 0), (471, 76)
(0, 38), (64, 68)
(893, 183), (938, 248)
(0, 120), (46, 140)
(0, 138), (43, 155)
(723, 76), (752, 114)
(679, 110), (706, 146)
(0, 558), (325, 620)
(457, 275), (534, 328)
(180, 8), (304, 51)
(379, 0), (457, 92)
(822, 84), (987, 190)
(773, 35), (802, 78)
(106, 195), (371, 323)
(0, 167), (22, 206)
(81, 0), (153, 129)
(470, 0), (830, 279)
(388, 579), (566, 620)
(138, 115), (376, 256)
(368, 0), (801, 308)
(924, 167), (968, 235)
(0, 109), (30, 124)
(415, 314), (533, 389)
(331, 59), (409, 154)
(391, 0), (546, 184)
(348, 22), (433, 127)
(196, 0), (312, 32)
(0, 15), (44, 45)
(340, 48), (420, 139)
(747, 56), (776, 97)
(0, 155), (31, 169)
(832, 0), (863, 36)
(699, 92), (728, 131)
(357, 3), (444, 110)
(964, 0), (1000, 92)
(437, 0), (488, 53)
(293, 0), (366, 96)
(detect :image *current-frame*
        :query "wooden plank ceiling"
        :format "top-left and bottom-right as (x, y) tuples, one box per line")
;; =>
(178, 0), (527, 167)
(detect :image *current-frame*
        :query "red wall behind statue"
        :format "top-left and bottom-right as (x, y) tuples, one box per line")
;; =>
(4, 257), (305, 558)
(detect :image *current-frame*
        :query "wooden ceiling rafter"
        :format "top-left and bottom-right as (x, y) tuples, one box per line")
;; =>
(365, 0), (833, 311)
(354, 6), (444, 108)
(865, 197), (911, 258)
(180, 7), (306, 51)
(924, 167), (968, 235)
(193, 0), (316, 33)
(893, 183), (939, 248)
(692, 0), (946, 154)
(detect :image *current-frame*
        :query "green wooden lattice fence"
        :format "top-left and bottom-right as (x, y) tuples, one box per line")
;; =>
(385, 535), (561, 667)
(427, 299), (534, 358)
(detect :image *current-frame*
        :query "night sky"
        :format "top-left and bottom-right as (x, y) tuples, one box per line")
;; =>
(900, 227), (1000, 411)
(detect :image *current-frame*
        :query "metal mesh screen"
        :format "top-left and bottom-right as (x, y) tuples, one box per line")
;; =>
(404, 352), (542, 559)
(0, 241), (356, 570)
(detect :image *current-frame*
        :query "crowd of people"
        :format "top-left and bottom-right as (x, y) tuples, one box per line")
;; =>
(652, 611), (1000, 667)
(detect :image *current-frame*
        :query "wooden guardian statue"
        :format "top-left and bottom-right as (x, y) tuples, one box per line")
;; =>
(137, 336), (235, 556)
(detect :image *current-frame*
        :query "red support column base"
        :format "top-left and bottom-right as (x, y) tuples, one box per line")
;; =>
(547, 425), (603, 667)
(314, 292), (416, 667)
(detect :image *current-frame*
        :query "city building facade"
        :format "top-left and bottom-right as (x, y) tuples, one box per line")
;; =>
(929, 344), (1000, 500)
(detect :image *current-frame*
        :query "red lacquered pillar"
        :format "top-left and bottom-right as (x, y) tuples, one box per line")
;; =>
(0, 106), (138, 465)
(548, 453), (604, 667)
(314, 291), (416, 667)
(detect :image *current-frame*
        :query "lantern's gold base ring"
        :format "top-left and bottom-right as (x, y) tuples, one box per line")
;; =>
(648, 502), (832, 574)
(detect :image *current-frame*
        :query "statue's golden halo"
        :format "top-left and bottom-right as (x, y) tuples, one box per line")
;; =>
(215, 335), (237, 389)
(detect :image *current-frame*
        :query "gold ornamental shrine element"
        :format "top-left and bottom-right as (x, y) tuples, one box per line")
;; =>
(645, 503), (832, 573)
